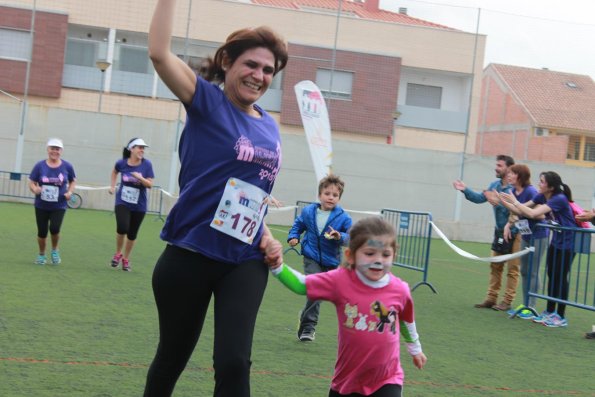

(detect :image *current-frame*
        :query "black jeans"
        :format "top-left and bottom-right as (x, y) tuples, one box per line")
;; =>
(144, 244), (268, 397)
(545, 245), (575, 318)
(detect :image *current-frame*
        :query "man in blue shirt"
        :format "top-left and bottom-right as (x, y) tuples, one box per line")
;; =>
(453, 155), (519, 311)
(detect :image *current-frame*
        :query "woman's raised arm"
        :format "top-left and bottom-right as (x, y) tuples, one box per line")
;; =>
(148, 0), (197, 104)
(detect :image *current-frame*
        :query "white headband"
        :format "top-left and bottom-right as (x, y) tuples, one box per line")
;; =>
(127, 138), (148, 150)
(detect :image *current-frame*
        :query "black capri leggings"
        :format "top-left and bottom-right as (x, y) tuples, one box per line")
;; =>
(115, 204), (146, 240)
(144, 244), (269, 397)
(35, 208), (66, 238)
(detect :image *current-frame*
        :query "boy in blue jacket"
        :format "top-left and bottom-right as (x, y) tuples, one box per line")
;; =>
(288, 174), (352, 341)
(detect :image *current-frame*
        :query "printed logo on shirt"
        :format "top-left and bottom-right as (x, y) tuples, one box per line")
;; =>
(234, 136), (281, 184)
(122, 173), (141, 185)
(343, 301), (398, 335)
(41, 173), (65, 185)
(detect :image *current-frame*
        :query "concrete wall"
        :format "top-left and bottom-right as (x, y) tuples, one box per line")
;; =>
(1, 102), (593, 243)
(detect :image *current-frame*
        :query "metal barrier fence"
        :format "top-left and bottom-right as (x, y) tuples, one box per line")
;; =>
(0, 171), (33, 202)
(0, 170), (167, 219)
(283, 202), (437, 293)
(517, 224), (594, 317)
(381, 209), (437, 293)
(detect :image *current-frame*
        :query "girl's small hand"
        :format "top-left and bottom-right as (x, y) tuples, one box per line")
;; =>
(576, 209), (595, 222)
(412, 352), (427, 369)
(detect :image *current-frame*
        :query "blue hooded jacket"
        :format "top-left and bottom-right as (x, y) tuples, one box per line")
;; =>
(287, 203), (352, 268)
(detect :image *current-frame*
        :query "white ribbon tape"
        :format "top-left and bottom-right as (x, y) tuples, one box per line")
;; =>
(429, 221), (534, 263)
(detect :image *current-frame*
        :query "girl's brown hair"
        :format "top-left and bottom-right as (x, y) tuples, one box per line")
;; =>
(201, 26), (288, 83)
(342, 217), (398, 269)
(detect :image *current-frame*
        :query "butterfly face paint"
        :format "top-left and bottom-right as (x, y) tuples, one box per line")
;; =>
(353, 237), (395, 282)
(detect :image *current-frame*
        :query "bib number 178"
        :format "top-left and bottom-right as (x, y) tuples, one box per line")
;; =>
(230, 213), (257, 237)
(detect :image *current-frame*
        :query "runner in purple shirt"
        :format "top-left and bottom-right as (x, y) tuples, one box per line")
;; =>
(144, 2), (288, 395)
(28, 138), (76, 265)
(108, 137), (154, 272)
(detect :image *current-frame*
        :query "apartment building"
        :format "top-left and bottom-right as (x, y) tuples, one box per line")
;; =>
(477, 63), (595, 167)
(1, 0), (485, 152)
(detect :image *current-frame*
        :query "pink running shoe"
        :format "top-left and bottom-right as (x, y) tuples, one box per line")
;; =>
(111, 253), (122, 268)
(122, 258), (131, 272)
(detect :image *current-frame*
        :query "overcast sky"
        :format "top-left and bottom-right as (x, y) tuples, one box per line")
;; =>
(380, 0), (595, 80)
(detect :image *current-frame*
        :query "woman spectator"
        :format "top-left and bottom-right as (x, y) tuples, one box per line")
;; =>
(28, 138), (76, 265)
(144, 1), (288, 395)
(502, 164), (548, 318)
(500, 171), (577, 328)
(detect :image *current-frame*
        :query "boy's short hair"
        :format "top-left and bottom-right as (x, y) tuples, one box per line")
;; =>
(318, 174), (345, 198)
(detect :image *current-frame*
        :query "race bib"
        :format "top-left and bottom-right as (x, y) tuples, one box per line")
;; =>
(40, 185), (59, 202)
(515, 219), (532, 235)
(121, 186), (140, 204)
(210, 178), (269, 244)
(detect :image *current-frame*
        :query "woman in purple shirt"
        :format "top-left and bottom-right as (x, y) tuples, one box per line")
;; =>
(28, 138), (76, 265)
(109, 137), (154, 272)
(500, 171), (577, 328)
(144, 1), (288, 395)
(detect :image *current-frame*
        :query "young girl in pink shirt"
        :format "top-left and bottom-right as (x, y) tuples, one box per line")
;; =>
(268, 217), (427, 396)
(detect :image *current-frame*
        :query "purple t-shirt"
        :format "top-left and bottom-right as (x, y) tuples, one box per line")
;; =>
(29, 159), (76, 210)
(160, 77), (282, 264)
(514, 185), (548, 241)
(533, 192), (575, 249)
(307, 267), (415, 395)
(114, 158), (155, 212)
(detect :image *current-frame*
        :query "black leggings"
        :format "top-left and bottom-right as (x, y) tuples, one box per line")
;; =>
(545, 246), (575, 318)
(35, 208), (66, 238)
(114, 204), (145, 240)
(329, 384), (403, 397)
(144, 244), (269, 397)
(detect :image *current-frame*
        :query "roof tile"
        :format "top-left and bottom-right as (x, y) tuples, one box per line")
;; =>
(492, 64), (595, 132)
(251, 0), (457, 30)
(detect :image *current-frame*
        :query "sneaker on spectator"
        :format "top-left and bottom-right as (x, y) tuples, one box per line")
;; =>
(298, 329), (315, 342)
(122, 258), (131, 272)
(543, 313), (568, 328)
(35, 255), (47, 265)
(517, 309), (536, 320)
(50, 250), (61, 265)
(533, 311), (554, 324)
(111, 253), (122, 268)
(506, 304), (525, 316)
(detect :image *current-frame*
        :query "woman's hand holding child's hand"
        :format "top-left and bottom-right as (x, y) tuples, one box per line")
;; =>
(263, 238), (283, 269)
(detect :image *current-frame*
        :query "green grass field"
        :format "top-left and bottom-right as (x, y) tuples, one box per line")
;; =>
(1, 202), (593, 397)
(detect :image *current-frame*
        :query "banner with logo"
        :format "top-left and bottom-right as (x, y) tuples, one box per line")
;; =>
(294, 80), (333, 183)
